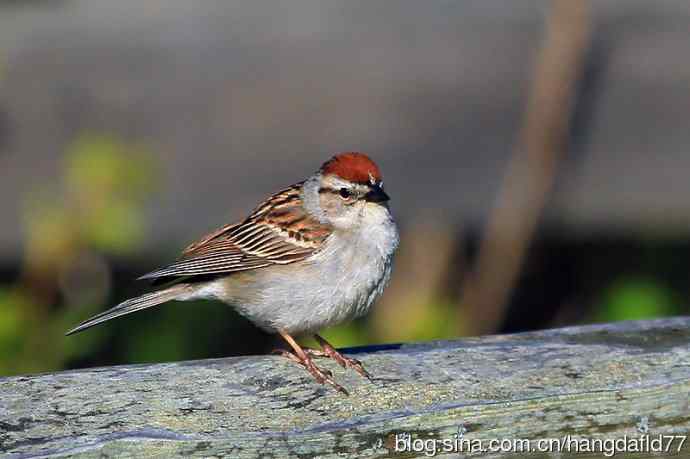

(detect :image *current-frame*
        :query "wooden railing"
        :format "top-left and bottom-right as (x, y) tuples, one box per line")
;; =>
(2, 318), (690, 458)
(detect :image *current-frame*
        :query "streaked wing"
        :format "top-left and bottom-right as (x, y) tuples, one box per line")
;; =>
(138, 183), (332, 281)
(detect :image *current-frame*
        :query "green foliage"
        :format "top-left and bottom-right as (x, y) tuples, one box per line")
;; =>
(392, 299), (460, 342)
(123, 302), (224, 364)
(66, 134), (156, 197)
(65, 134), (157, 254)
(0, 133), (159, 376)
(302, 298), (459, 350)
(301, 320), (370, 350)
(0, 288), (26, 374)
(594, 277), (677, 323)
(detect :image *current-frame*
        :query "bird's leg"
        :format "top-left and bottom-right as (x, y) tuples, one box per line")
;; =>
(312, 334), (372, 380)
(277, 330), (348, 395)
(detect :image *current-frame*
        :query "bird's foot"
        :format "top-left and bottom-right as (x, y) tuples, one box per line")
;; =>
(314, 335), (372, 380)
(274, 349), (348, 395)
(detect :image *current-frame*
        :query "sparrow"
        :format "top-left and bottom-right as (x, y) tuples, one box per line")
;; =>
(67, 152), (399, 394)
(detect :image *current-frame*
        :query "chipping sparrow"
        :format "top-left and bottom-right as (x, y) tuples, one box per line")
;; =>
(67, 152), (399, 394)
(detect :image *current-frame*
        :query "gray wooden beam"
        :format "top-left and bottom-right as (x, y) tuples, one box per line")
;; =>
(2, 318), (690, 458)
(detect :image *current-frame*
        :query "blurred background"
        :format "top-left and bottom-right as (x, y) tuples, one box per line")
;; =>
(1, 0), (690, 377)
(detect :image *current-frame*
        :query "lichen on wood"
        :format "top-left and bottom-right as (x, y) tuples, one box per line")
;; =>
(2, 318), (690, 458)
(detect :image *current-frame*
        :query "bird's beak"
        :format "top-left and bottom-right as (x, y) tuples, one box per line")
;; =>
(364, 184), (390, 203)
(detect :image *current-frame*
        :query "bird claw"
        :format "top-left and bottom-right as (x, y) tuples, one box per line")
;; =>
(275, 349), (345, 394)
(303, 358), (347, 395)
(274, 333), (372, 394)
(313, 336), (373, 381)
(333, 354), (372, 381)
(343, 357), (372, 380)
(319, 349), (365, 375)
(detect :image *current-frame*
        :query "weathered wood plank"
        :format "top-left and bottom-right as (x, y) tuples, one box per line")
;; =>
(2, 318), (690, 458)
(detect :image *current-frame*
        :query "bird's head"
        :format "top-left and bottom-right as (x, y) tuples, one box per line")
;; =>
(303, 152), (391, 230)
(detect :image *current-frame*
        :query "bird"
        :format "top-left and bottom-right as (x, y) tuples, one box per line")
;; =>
(67, 152), (399, 394)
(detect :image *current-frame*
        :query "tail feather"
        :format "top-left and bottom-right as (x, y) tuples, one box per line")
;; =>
(65, 284), (189, 336)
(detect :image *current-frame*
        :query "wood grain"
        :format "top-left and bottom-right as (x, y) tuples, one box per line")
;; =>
(2, 318), (690, 458)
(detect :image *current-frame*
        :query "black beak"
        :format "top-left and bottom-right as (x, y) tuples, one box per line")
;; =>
(364, 184), (390, 203)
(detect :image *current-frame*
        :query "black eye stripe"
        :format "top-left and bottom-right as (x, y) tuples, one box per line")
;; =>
(318, 187), (352, 194)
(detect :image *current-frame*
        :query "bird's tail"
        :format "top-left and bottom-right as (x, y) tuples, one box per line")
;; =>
(65, 284), (190, 336)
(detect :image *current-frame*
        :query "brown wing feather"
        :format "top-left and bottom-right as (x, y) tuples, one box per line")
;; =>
(138, 183), (332, 281)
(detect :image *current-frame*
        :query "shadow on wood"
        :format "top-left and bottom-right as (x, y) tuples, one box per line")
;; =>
(2, 318), (690, 458)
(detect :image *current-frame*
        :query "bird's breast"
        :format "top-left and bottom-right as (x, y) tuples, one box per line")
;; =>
(304, 212), (399, 324)
(213, 208), (399, 335)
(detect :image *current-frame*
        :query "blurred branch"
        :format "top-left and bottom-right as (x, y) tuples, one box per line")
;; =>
(460, 0), (591, 334)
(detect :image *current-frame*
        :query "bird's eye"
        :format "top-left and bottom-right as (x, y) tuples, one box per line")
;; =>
(339, 188), (352, 199)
